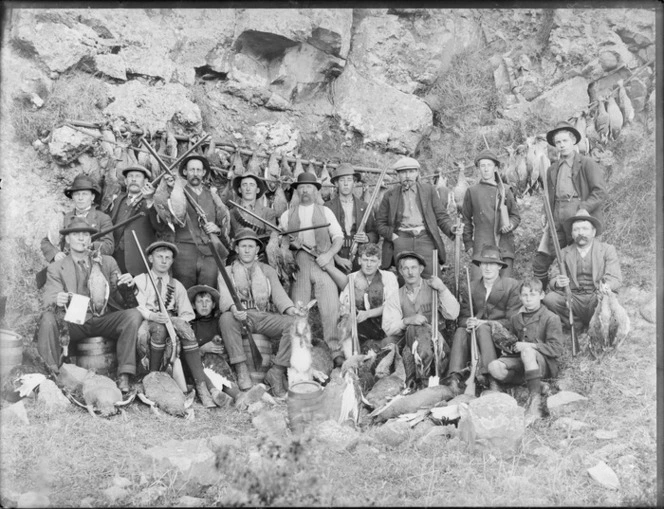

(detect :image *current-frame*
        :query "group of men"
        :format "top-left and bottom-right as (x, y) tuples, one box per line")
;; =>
(35, 119), (620, 421)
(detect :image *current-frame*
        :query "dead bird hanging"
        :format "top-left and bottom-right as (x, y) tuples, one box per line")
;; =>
(88, 247), (109, 317)
(583, 279), (630, 359)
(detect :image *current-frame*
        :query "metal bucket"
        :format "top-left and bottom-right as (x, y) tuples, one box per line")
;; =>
(0, 329), (23, 379)
(72, 336), (117, 377)
(287, 380), (325, 434)
(242, 333), (272, 384)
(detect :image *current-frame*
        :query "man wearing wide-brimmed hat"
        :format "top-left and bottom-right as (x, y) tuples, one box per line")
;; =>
(229, 171), (276, 240)
(446, 244), (521, 393)
(103, 165), (160, 276)
(532, 121), (608, 290)
(324, 162), (378, 272)
(543, 211), (622, 333)
(40, 173), (115, 266)
(151, 154), (231, 290)
(279, 172), (347, 367)
(217, 228), (303, 396)
(36, 217), (143, 393)
(462, 149), (521, 280)
(376, 156), (461, 279)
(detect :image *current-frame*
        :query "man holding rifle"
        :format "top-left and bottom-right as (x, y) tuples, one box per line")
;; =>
(325, 163), (378, 272)
(229, 170), (276, 239)
(218, 228), (304, 395)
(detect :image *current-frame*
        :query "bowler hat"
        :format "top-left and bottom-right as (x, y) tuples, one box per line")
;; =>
(474, 149), (501, 168)
(472, 244), (508, 268)
(546, 121), (581, 147)
(395, 251), (427, 267)
(233, 228), (264, 250)
(146, 241), (179, 258)
(121, 165), (152, 179)
(59, 217), (98, 236)
(179, 154), (211, 177)
(290, 172), (321, 190)
(330, 163), (361, 184)
(564, 210), (602, 235)
(232, 172), (267, 199)
(392, 157), (421, 172)
(64, 174), (101, 199)
(187, 284), (220, 307)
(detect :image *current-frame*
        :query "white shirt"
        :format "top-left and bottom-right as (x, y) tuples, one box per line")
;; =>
(339, 197), (355, 236)
(279, 204), (344, 248)
(134, 271), (195, 322)
(339, 269), (399, 312)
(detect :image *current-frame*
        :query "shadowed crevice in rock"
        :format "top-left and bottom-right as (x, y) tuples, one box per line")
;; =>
(234, 30), (298, 61)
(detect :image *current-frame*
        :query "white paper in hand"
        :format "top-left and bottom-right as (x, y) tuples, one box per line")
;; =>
(64, 294), (90, 324)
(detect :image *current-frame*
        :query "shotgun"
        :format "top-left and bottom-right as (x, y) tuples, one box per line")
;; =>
(348, 165), (389, 264)
(430, 250), (441, 386)
(541, 168), (578, 356)
(464, 266), (479, 396)
(347, 273), (360, 356)
(454, 216), (462, 301)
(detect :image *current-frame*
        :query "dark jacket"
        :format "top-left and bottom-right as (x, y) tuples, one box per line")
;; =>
(458, 275), (521, 328)
(546, 152), (607, 226)
(376, 181), (455, 267)
(229, 200), (277, 239)
(548, 240), (622, 293)
(325, 195), (378, 243)
(509, 305), (564, 377)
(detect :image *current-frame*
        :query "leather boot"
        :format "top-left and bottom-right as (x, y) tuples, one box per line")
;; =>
(265, 365), (287, 398)
(118, 374), (130, 393)
(196, 381), (216, 408)
(525, 391), (545, 426)
(234, 362), (253, 391)
(210, 388), (233, 408)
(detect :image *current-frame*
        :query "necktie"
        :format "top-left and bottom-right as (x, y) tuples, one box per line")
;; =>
(76, 260), (89, 294)
(156, 277), (163, 308)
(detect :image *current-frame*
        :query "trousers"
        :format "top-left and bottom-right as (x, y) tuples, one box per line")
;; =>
(447, 324), (498, 377)
(172, 242), (218, 290)
(543, 290), (598, 329)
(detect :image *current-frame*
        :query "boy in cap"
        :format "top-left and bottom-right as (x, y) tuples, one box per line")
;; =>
(229, 171), (276, 239)
(462, 149), (520, 280)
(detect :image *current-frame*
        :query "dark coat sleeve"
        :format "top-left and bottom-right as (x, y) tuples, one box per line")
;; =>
(506, 187), (520, 230)
(92, 211), (115, 256)
(537, 312), (564, 359)
(578, 156), (608, 216)
(430, 185), (454, 240)
(461, 186), (474, 251)
(376, 190), (395, 241)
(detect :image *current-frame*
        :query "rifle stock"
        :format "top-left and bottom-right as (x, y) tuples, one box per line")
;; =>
(464, 266), (479, 396)
(348, 165), (389, 263)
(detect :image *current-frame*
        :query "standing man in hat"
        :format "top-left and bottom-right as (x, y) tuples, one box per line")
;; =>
(446, 244), (521, 393)
(533, 121), (608, 289)
(36, 217), (142, 392)
(229, 171), (276, 239)
(154, 154), (230, 290)
(41, 173), (115, 264)
(218, 228), (303, 395)
(103, 165), (160, 275)
(382, 251), (460, 388)
(325, 162), (378, 273)
(132, 240), (216, 408)
(462, 149), (520, 280)
(543, 211), (622, 333)
(376, 157), (461, 279)
(279, 173), (347, 366)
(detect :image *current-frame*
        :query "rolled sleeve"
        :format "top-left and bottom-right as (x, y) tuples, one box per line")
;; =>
(323, 207), (344, 241)
(382, 290), (405, 336)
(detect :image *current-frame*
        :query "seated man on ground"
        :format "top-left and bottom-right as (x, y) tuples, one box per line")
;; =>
(382, 251), (460, 388)
(487, 278), (564, 424)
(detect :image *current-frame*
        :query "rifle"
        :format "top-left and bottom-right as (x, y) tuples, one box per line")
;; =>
(454, 216), (462, 301)
(347, 273), (360, 356)
(36, 211), (147, 289)
(464, 266), (479, 396)
(140, 138), (263, 366)
(131, 231), (187, 392)
(348, 164), (389, 265)
(541, 167), (578, 356)
(228, 200), (349, 291)
(429, 250), (441, 387)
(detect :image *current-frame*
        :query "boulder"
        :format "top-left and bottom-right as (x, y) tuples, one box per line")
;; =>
(121, 46), (174, 80)
(1, 399), (30, 425)
(140, 439), (220, 487)
(369, 419), (411, 448)
(458, 392), (525, 456)
(36, 379), (70, 413)
(547, 390), (588, 416)
(416, 425), (456, 449)
(251, 408), (289, 438)
(310, 419), (361, 452)
(625, 77), (649, 112)
(48, 125), (95, 165)
(505, 76), (589, 122)
(587, 461), (620, 490)
(553, 417), (589, 431)
(333, 64), (433, 153)
(16, 491), (50, 509)
(93, 54), (127, 81)
(103, 81), (202, 134)
(177, 496), (206, 507)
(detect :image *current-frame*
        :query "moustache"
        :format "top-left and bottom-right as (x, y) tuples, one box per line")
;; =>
(575, 235), (588, 242)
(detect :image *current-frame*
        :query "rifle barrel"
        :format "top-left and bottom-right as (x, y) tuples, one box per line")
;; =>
(92, 211), (146, 241)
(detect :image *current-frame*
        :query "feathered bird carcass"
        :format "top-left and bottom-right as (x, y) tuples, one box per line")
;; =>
(616, 79), (634, 125)
(606, 95), (624, 141)
(67, 373), (136, 418)
(485, 320), (518, 355)
(452, 162), (469, 213)
(138, 371), (195, 418)
(287, 300), (328, 387)
(583, 279), (630, 359)
(595, 98), (610, 144)
(365, 343), (406, 411)
(88, 247), (110, 317)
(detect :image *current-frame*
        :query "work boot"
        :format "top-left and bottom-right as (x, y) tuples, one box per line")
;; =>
(234, 362), (253, 391)
(210, 388), (233, 408)
(196, 381), (216, 408)
(445, 372), (464, 395)
(488, 377), (501, 393)
(525, 391), (545, 426)
(265, 365), (287, 398)
(118, 374), (130, 393)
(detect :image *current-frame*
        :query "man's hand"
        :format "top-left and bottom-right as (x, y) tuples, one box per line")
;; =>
(540, 214), (547, 228)
(231, 305), (247, 322)
(353, 232), (369, 244)
(554, 275), (569, 288)
(142, 182), (156, 199)
(428, 276), (448, 293)
(285, 306), (306, 317)
(203, 222), (221, 235)
(500, 223), (513, 234)
(117, 273), (134, 287)
(150, 311), (169, 324)
(391, 233), (399, 241)
(316, 251), (334, 268)
(56, 292), (71, 307)
(465, 317), (484, 331)
(289, 235), (302, 250)
(405, 314), (427, 326)
(164, 174), (175, 188)
(513, 341), (536, 353)
(200, 341), (225, 355)
(356, 310), (371, 323)
(54, 252), (67, 262)
(335, 256), (352, 272)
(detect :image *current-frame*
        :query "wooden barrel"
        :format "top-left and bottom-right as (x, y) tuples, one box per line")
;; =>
(72, 336), (117, 377)
(287, 381), (325, 434)
(242, 334), (273, 384)
(0, 329), (23, 379)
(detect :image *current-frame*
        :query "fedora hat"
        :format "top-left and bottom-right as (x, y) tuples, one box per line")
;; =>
(59, 217), (98, 236)
(290, 172), (321, 190)
(564, 210), (602, 235)
(121, 165), (152, 179)
(178, 154), (211, 177)
(474, 149), (501, 168)
(232, 172), (267, 198)
(64, 174), (101, 199)
(330, 163), (361, 184)
(546, 121), (581, 147)
(392, 157), (421, 172)
(472, 244), (508, 268)
(145, 241), (179, 258)
(187, 284), (220, 308)
(395, 250), (427, 267)
(234, 227), (264, 250)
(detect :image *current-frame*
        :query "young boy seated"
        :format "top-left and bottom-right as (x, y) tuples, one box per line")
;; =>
(487, 278), (564, 424)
